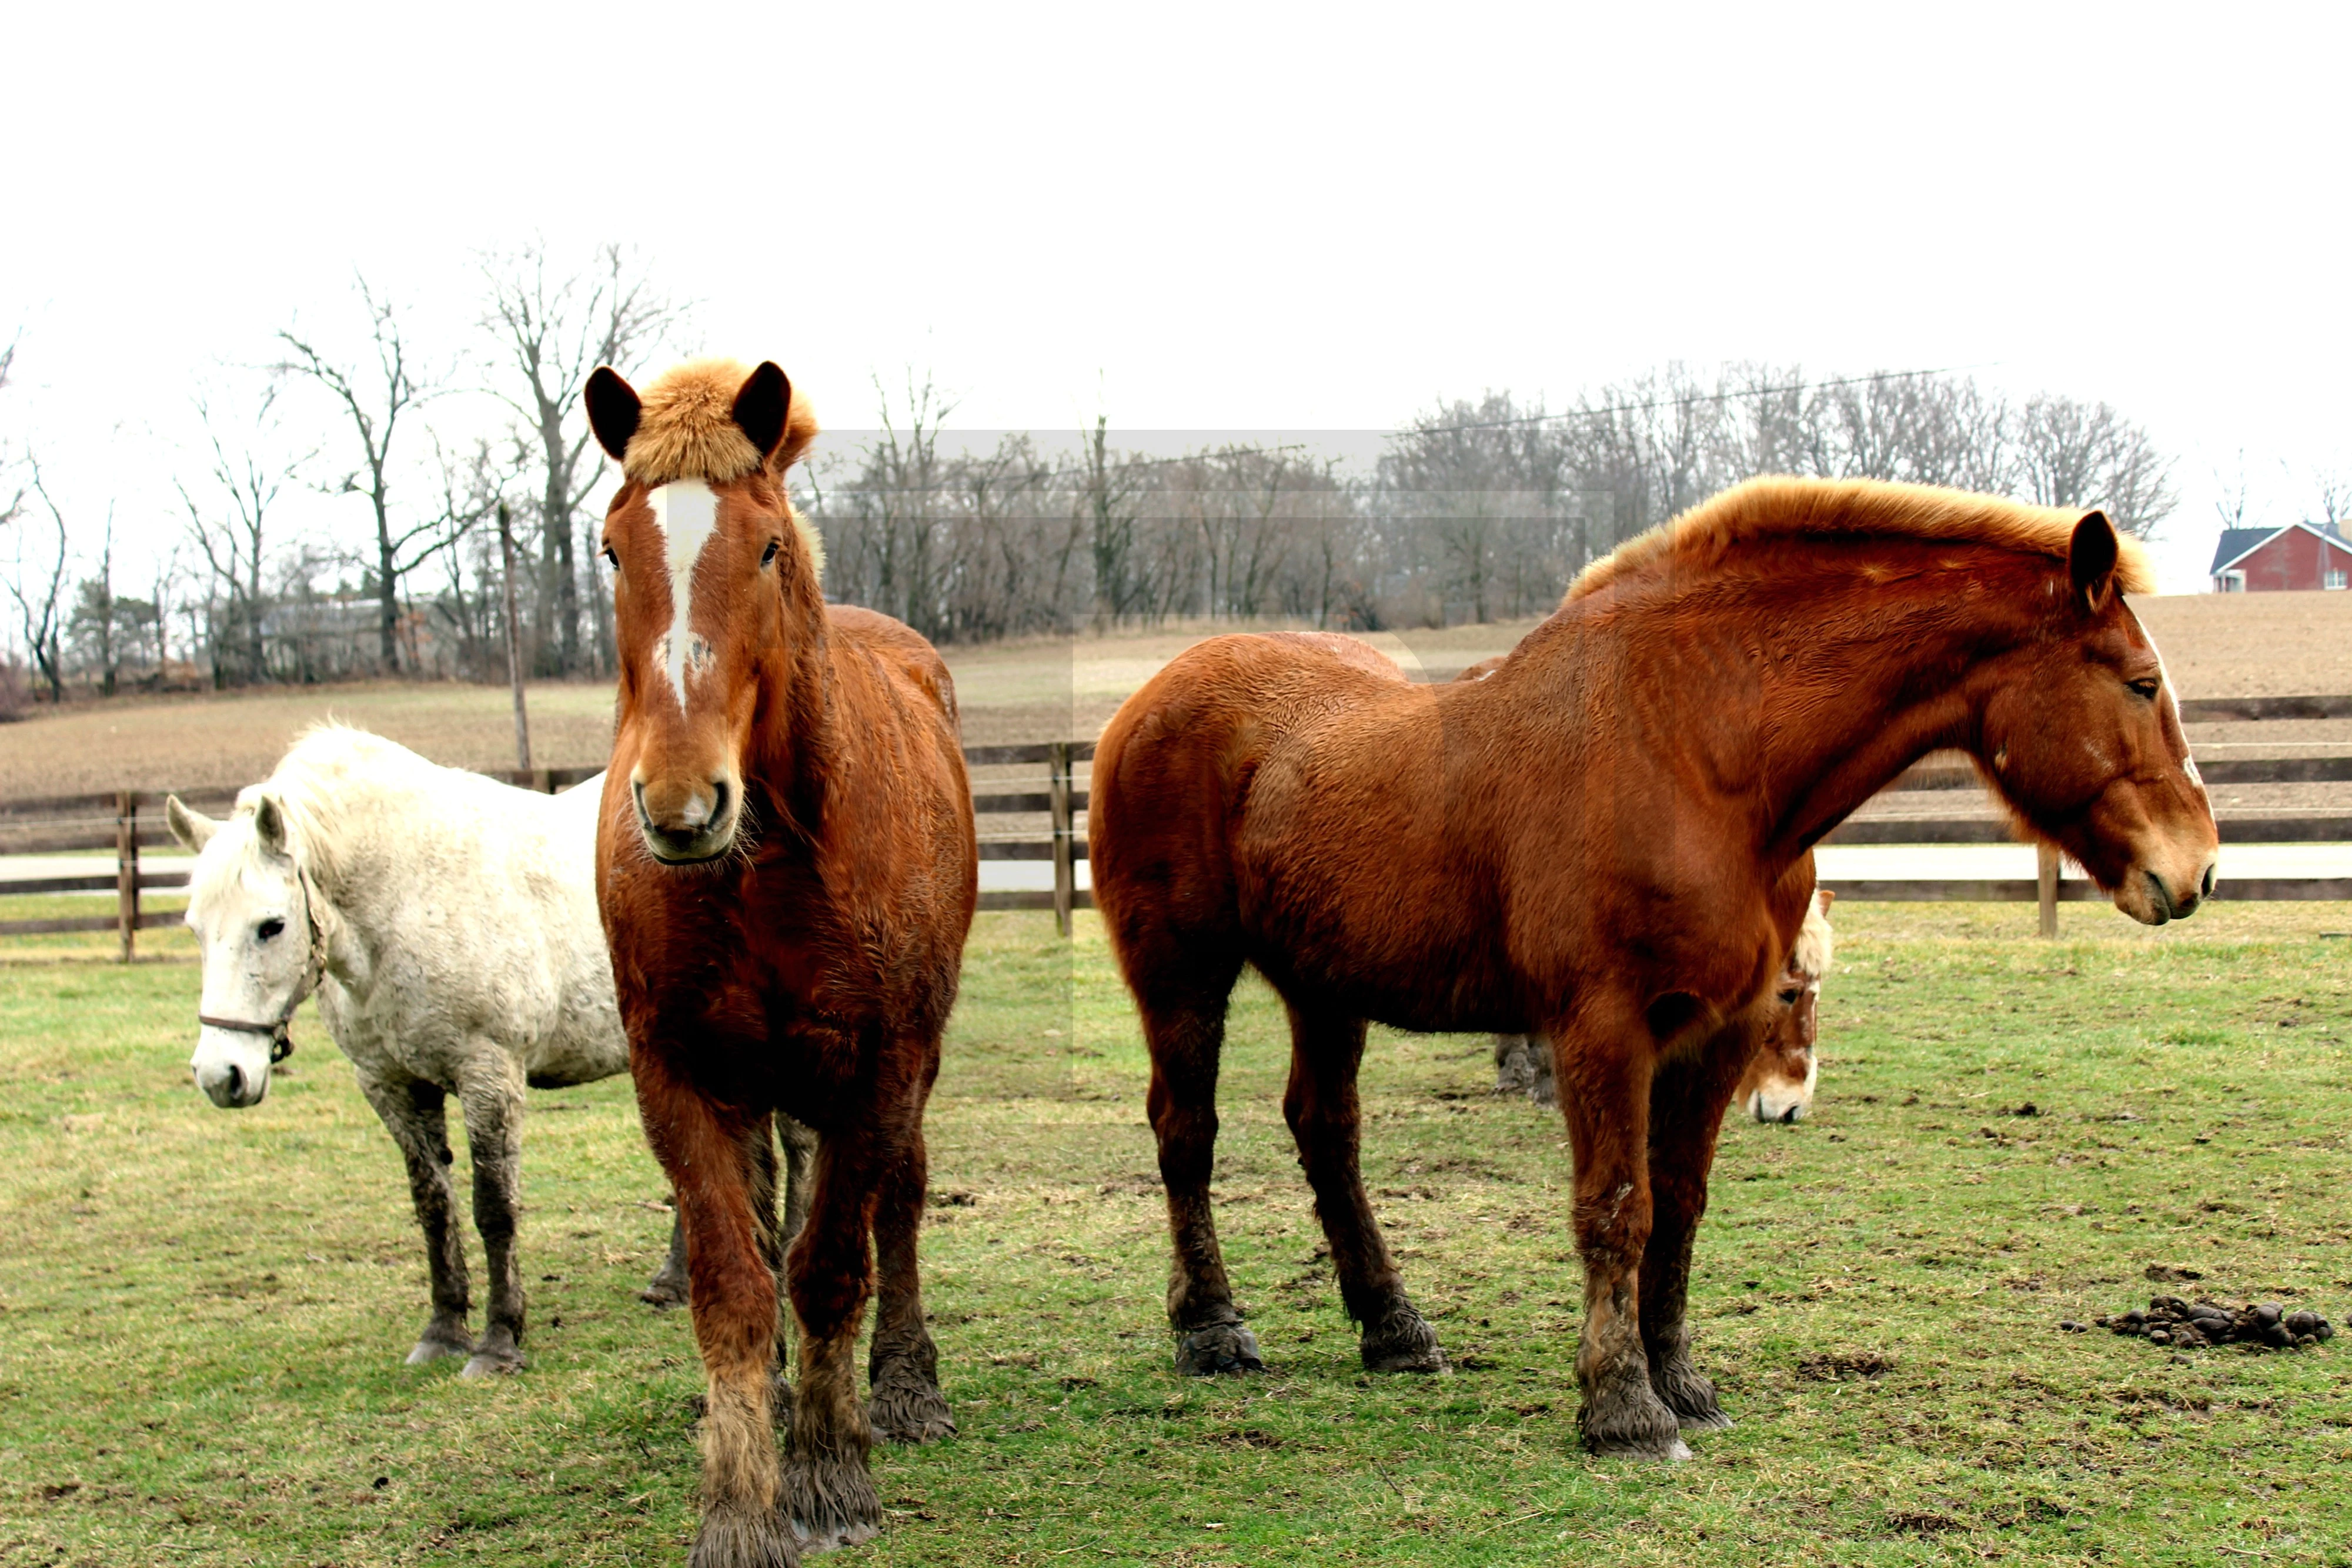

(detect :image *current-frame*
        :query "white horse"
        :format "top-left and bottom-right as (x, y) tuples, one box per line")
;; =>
(169, 725), (811, 1377)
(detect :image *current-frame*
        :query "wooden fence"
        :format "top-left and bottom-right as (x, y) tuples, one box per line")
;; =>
(8, 696), (2352, 956)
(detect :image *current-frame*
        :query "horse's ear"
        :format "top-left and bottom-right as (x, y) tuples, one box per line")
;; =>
(731, 362), (793, 460)
(585, 367), (642, 464)
(1816, 888), (1836, 917)
(252, 795), (289, 858)
(166, 795), (216, 852)
(2070, 510), (2119, 611)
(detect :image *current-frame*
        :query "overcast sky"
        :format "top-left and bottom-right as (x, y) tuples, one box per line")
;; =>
(5, 2), (2346, 596)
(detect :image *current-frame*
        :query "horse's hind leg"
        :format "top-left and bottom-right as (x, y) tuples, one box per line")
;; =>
(357, 1072), (474, 1365)
(1550, 999), (1687, 1462)
(1282, 999), (1445, 1373)
(1639, 1013), (1758, 1433)
(644, 1209), (691, 1310)
(1140, 954), (1257, 1374)
(456, 1051), (530, 1377)
(867, 1113), (954, 1443)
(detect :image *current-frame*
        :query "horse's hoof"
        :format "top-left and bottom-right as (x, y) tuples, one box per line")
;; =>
(780, 1455), (882, 1553)
(1174, 1323), (1264, 1376)
(405, 1334), (472, 1366)
(1585, 1430), (1693, 1462)
(690, 1502), (802, 1568)
(868, 1362), (956, 1445)
(1650, 1354), (1732, 1430)
(459, 1349), (526, 1378)
(1361, 1303), (1448, 1374)
(1579, 1381), (1692, 1462)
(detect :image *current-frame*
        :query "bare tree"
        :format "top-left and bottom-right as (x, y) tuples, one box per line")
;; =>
(178, 383), (305, 686)
(6, 463), (71, 702)
(276, 278), (442, 671)
(2016, 393), (2177, 537)
(68, 513), (118, 694)
(480, 242), (684, 676)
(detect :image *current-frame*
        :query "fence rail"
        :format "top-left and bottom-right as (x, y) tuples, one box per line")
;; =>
(8, 703), (2352, 954)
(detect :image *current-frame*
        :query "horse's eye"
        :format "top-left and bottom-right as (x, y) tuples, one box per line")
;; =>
(1778, 987), (1802, 1005)
(257, 918), (286, 942)
(761, 539), (781, 569)
(2128, 677), (2159, 700)
(602, 544), (620, 570)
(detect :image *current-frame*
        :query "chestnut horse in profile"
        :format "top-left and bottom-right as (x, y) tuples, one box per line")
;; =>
(587, 359), (976, 1566)
(1090, 477), (2216, 1460)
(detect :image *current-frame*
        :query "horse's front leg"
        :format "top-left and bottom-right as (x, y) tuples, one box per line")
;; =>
(1639, 1011), (1761, 1432)
(1551, 1001), (1686, 1460)
(640, 1054), (797, 1568)
(455, 1050), (530, 1377)
(779, 1104), (900, 1550)
(646, 1114), (805, 1313)
(866, 1076), (954, 1443)
(356, 1072), (474, 1365)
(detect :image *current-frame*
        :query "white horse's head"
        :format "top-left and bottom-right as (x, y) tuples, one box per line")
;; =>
(168, 792), (324, 1109)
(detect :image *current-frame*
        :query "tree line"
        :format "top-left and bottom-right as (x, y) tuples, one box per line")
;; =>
(2, 253), (2192, 707)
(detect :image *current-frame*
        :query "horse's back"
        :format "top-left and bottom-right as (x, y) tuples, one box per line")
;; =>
(294, 734), (622, 1085)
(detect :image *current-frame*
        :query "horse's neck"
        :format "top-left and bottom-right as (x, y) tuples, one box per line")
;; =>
(1749, 591), (2031, 864)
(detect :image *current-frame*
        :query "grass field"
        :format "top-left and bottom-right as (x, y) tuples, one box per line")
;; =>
(3, 907), (2350, 1567)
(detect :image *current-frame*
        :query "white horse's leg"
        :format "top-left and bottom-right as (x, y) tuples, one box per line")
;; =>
(456, 1051), (530, 1378)
(355, 1072), (475, 1365)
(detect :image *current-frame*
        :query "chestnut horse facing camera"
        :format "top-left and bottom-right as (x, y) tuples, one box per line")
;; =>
(1089, 477), (2216, 1462)
(587, 359), (977, 1567)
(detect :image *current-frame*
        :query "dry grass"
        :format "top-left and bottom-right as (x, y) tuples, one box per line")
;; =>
(0, 590), (2342, 799)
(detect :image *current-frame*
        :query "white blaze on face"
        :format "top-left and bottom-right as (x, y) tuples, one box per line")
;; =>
(2136, 610), (2207, 795)
(648, 480), (721, 711)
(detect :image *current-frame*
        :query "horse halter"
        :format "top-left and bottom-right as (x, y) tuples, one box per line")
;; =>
(194, 859), (330, 1065)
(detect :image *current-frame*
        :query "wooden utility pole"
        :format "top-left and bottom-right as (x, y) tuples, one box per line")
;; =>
(497, 502), (533, 771)
(116, 790), (138, 963)
(1049, 741), (1074, 938)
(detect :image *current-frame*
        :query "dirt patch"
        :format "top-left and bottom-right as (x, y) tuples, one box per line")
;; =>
(1796, 1351), (1893, 1381)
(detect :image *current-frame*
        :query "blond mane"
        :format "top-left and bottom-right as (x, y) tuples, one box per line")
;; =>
(1567, 476), (2155, 604)
(622, 357), (827, 577)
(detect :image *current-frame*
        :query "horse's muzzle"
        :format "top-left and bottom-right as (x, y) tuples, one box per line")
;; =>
(194, 1056), (268, 1109)
(632, 776), (737, 864)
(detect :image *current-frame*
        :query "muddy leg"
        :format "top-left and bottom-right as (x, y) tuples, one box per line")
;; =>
(779, 1114), (818, 1249)
(1641, 1015), (1757, 1432)
(1141, 958), (1257, 1374)
(357, 1073), (474, 1365)
(642, 1064), (798, 1568)
(1284, 1000), (1444, 1373)
(644, 1208), (692, 1309)
(867, 1114), (954, 1443)
(779, 1112), (897, 1551)
(456, 1051), (529, 1377)
(1552, 1005), (1685, 1461)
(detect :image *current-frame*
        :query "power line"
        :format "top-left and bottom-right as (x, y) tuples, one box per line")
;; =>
(1382, 363), (1996, 439)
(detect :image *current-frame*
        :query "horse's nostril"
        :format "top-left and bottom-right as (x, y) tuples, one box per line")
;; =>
(223, 1064), (245, 1101)
(2201, 864), (2216, 898)
(1779, 1105), (1799, 1124)
(709, 779), (730, 824)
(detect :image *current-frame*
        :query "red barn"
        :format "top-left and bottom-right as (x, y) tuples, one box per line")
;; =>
(2210, 521), (2352, 592)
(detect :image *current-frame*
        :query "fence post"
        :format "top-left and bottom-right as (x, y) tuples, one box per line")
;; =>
(116, 790), (138, 963)
(2036, 842), (2059, 939)
(1049, 741), (1074, 938)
